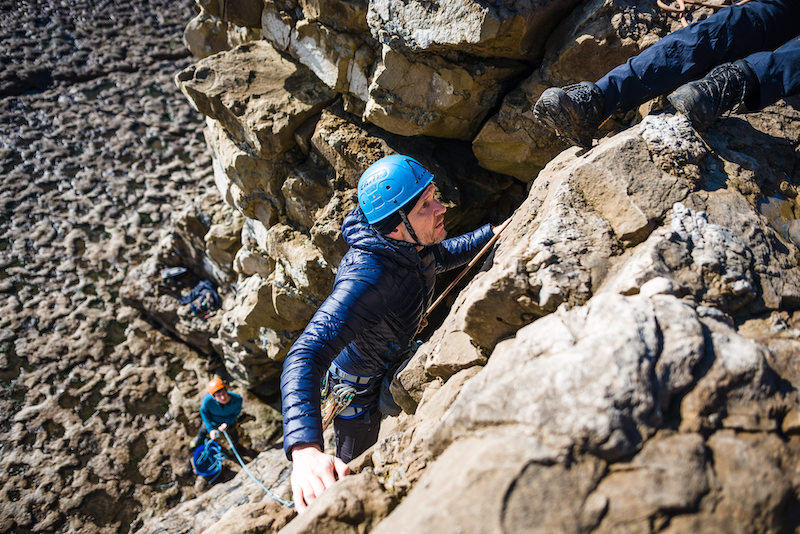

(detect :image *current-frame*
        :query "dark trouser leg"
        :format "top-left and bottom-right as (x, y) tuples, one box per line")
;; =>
(195, 425), (209, 444)
(597, 0), (800, 116)
(743, 35), (800, 110)
(334, 406), (381, 463)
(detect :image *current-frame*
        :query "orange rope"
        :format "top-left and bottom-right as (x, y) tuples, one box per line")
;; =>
(657, 0), (751, 27)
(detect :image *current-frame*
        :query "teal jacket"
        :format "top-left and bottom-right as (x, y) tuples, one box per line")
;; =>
(200, 392), (243, 432)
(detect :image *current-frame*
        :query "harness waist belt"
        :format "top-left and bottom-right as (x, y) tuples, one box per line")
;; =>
(328, 363), (378, 385)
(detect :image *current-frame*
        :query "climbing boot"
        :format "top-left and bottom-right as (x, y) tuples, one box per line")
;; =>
(533, 81), (606, 148)
(667, 60), (757, 131)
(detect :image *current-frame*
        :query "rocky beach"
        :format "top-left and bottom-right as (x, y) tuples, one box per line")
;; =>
(3, 0), (800, 533)
(0, 1), (281, 532)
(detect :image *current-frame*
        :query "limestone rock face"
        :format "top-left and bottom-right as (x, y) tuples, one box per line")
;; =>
(473, 0), (670, 180)
(367, 0), (581, 60)
(176, 40), (338, 159)
(130, 2), (800, 532)
(184, 13), (232, 59)
(300, 0), (370, 33)
(289, 21), (375, 101)
(364, 46), (525, 140)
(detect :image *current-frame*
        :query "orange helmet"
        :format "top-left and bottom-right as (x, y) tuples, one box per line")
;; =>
(207, 377), (226, 395)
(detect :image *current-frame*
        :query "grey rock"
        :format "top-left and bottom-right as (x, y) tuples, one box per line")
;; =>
(176, 40), (337, 159)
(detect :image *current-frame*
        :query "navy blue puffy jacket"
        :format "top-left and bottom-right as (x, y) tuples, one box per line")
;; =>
(281, 207), (493, 458)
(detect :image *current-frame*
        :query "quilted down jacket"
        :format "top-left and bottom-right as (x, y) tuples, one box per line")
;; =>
(281, 207), (493, 458)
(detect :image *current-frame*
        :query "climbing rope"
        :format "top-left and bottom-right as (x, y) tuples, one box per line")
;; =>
(657, 0), (752, 27)
(221, 429), (294, 509)
(417, 218), (511, 335)
(194, 439), (227, 484)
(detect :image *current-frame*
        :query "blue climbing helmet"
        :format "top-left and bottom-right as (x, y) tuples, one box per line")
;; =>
(357, 155), (434, 231)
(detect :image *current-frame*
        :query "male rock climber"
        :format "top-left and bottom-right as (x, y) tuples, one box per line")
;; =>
(191, 377), (243, 447)
(534, 0), (800, 147)
(280, 154), (500, 511)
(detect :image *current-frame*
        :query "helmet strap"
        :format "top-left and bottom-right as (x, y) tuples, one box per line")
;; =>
(398, 209), (424, 247)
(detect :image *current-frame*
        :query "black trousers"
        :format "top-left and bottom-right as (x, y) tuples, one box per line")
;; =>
(334, 405), (381, 463)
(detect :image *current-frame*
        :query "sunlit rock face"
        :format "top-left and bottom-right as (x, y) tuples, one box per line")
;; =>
(106, 0), (800, 532)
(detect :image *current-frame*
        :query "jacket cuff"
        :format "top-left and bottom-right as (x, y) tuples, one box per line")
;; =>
(284, 420), (324, 460)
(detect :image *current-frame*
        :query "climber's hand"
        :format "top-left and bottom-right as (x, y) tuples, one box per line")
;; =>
(290, 443), (350, 513)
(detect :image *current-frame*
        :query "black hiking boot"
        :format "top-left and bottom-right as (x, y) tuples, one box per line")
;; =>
(667, 60), (757, 131)
(533, 81), (606, 148)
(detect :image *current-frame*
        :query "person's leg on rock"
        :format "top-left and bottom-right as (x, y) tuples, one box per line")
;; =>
(333, 405), (381, 463)
(534, 0), (800, 146)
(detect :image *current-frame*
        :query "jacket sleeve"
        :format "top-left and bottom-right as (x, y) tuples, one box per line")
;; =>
(434, 223), (494, 273)
(280, 274), (386, 459)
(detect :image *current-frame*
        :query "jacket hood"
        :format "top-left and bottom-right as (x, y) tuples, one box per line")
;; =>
(342, 207), (420, 267)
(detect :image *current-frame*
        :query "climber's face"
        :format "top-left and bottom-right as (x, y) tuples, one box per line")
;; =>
(212, 388), (230, 405)
(406, 185), (447, 245)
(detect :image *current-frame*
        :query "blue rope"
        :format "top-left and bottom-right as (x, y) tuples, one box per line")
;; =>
(222, 429), (294, 508)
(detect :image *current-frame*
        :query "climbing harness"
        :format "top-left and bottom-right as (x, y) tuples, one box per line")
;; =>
(221, 429), (294, 509)
(319, 219), (511, 426)
(657, 0), (752, 27)
(320, 365), (376, 430)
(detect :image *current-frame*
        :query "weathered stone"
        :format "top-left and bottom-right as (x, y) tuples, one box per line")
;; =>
(204, 118), (287, 228)
(204, 209), (244, 277)
(540, 0), (669, 85)
(265, 223), (333, 302)
(310, 190), (358, 268)
(299, 0), (369, 33)
(290, 21), (375, 101)
(213, 0), (264, 28)
(602, 202), (758, 313)
(424, 330), (486, 378)
(591, 433), (709, 532)
(371, 433), (578, 534)
(213, 274), (307, 393)
(706, 431), (792, 530)
(234, 231), (276, 279)
(472, 72), (568, 182)
(261, 1), (295, 51)
(680, 313), (779, 434)
(464, 127), (698, 350)
(367, 0), (580, 60)
(184, 13), (232, 59)
(374, 367), (480, 494)
(473, 0), (670, 180)
(457, 166), (616, 349)
(434, 294), (671, 461)
(364, 45), (525, 140)
(310, 109), (393, 188)
(176, 40), (337, 159)
(281, 164), (331, 230)
(280, 473), (396, 534)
